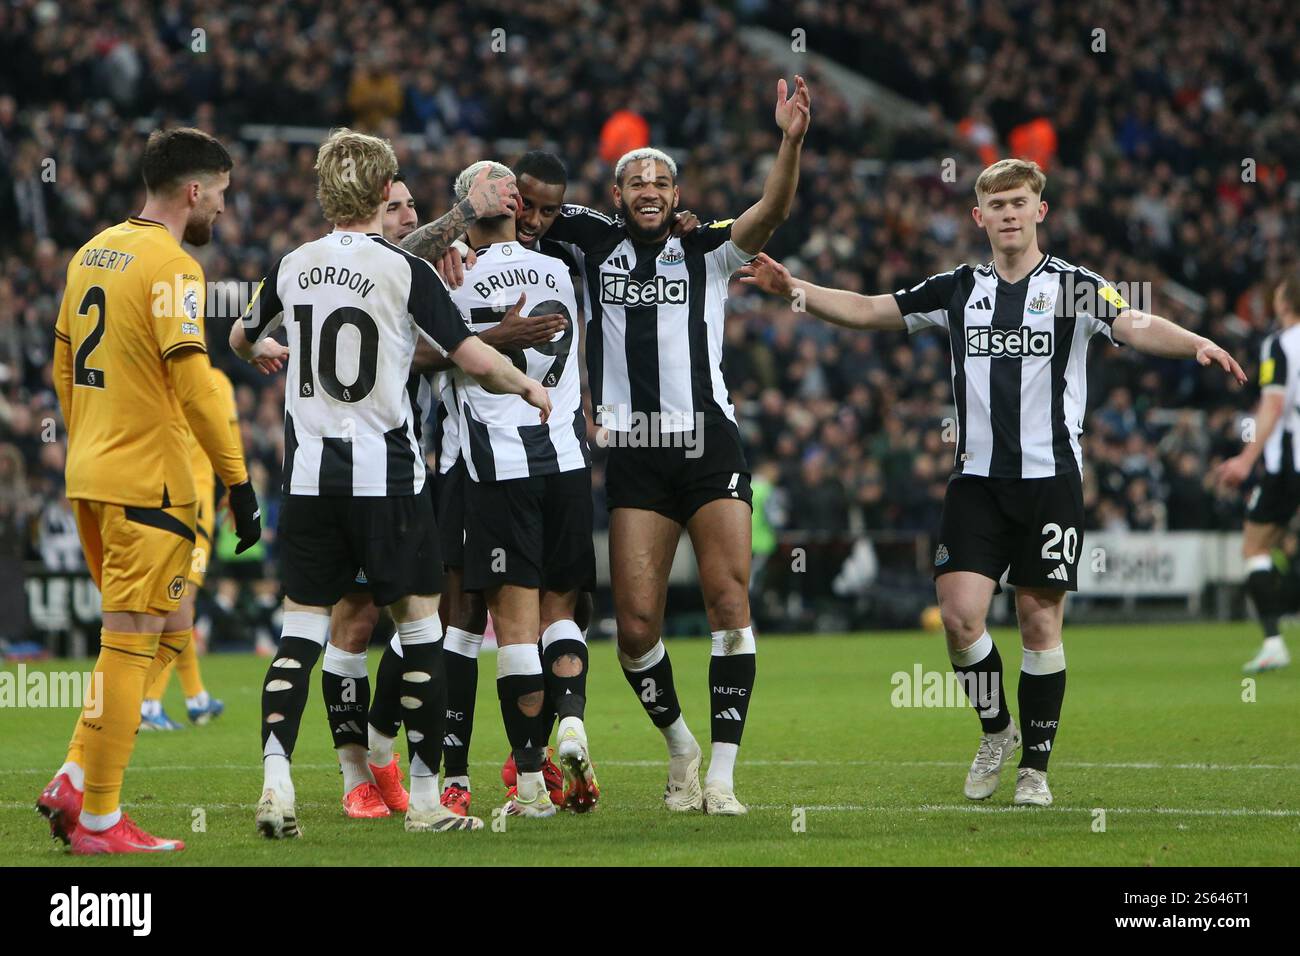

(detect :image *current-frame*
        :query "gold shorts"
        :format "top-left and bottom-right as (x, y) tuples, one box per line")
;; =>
(73, 499), (198, 615)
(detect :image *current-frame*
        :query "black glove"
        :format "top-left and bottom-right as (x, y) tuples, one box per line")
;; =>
(227, 481), (262, 554)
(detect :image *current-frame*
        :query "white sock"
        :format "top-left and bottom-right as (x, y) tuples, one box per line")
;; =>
(57, 761), (85, 791)
(141, 699), (160, 718)
(706, 742), (739, 790)
(367, 724), (396, 768)
(186, 690), (210, 710)
(337, 743), (373, 793)
(445, 626), (485, 658)
(263, 753), (294, 803)
(661, 714), (697, 758)
(409, 753), (439, 811)
(444, 774), (470, 792)
(1263, 635), (1287, 654)
(80, 808), (122, 832)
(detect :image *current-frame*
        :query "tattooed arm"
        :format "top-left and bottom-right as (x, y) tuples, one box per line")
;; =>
(399, 166), (519, 262)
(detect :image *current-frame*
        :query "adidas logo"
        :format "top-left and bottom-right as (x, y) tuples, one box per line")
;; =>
(443, 734), (464, 747)
(1047, 563), (1070, 582)
(715, 707), (742, 721)
(1029, 740), (1052, 752)
(648, 705), (669, 715)
(605, 254), (631, 271)
(334, 720), (362, 736)
(970, 295), (992, 311)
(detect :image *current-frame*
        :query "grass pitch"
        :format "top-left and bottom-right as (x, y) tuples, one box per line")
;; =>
(2, 623), (1297, 866)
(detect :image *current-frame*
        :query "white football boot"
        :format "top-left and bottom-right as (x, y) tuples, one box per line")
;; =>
(664, 738), (704, 812)
(1013, 768), (1053, 806)
(255, 788), (301, 839)
(404, 805), (484, 831)
(963, 716), (1021, 800)
(504, 770), (557, 818)
(1243, 640), (1290, 674)
(702, 783), (748, 815)
(556, 717), (600, 812)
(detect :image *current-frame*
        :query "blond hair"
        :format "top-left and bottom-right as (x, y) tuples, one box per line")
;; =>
(315, 128), (399, 224)
(974, 158), (1046, 201)
(453, 160), (513, 202)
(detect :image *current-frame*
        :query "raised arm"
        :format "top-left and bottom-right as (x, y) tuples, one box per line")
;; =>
(1112, 310), (1246, 384)
(400, 166), (518, 262)
(731, 76), (811, 255)
(738, 253), (906, 331)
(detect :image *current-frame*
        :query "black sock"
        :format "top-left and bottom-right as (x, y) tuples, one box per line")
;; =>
(260, 634), (323, 759)
(442, 628), (483, 777)
(1247, 566), (1285, 638)
(542, 620), (588, 723)
(367, 637), (404, 741)
(950, 635), (1010, 734)
(710, 652), (756, 746)
(620, 639), (682, 729)
(394, 629), (446, 781)
(497, 644), (547, 773)
(1018, 653), (1067, 771)
(322, 644), (370, 750)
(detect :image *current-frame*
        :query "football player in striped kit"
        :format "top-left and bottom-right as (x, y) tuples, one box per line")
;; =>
(543, 76), (812, 815)
(1216, 272), (1300, 673)
(233, 129), (550, 837)
(741, 158), (1245, 807)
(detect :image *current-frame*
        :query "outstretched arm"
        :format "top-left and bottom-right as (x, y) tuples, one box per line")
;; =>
(731, 76), (811, 255)
(1112, 310), (1246, 384)
(738, 253), (906, 331)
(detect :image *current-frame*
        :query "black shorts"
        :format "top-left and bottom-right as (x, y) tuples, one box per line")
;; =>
(934, 472), (1085, 591)
(345, 477), (437, 596)
(463, 468), (596, 593)
(604, 419), (752, 525)
(1247, 469), (1300, 526)
(279, 492), (441, 607)
(437, 459), (468, 569)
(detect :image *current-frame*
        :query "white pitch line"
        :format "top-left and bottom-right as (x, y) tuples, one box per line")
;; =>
(755, 803), (1300, 818)
(9, 758), (1300, 774)
(7, 801), (1298, 818)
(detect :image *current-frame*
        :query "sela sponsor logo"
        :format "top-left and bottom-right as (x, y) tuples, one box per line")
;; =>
(50, 885), (152, 936)
(965, 325), (1053, 358)
(600, 272), (687, 306)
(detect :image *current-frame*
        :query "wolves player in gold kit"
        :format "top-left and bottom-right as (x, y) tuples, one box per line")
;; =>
(36, 128), (263, 854)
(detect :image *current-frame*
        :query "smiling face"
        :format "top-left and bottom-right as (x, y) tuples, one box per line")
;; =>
(972, 184), (1046, 258)
(614, 158), (679, 242)
(516, 173), (565, 247)
(382, 179), (418, 242)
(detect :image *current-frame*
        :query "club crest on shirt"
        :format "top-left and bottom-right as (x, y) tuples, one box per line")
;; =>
(935, 544), (950, 566)
(1027, 291), (1054, 315)
(658, 246), (684, 265)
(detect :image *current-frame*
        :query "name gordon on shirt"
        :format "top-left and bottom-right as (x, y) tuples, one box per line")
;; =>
(965, 326), (1054, 358)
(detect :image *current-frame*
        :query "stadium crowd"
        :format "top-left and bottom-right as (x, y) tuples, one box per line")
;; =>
(1, 0), (1294, 634)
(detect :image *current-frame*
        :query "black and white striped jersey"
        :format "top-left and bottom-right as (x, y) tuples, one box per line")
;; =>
(545, 205), (755, 433)
(894, 254), (1126, 480)
(447, 241), (588, 482)
(1259, 324), (1300, 475)
(433, 370), (460, 475)
(242, 231), (473, 496)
